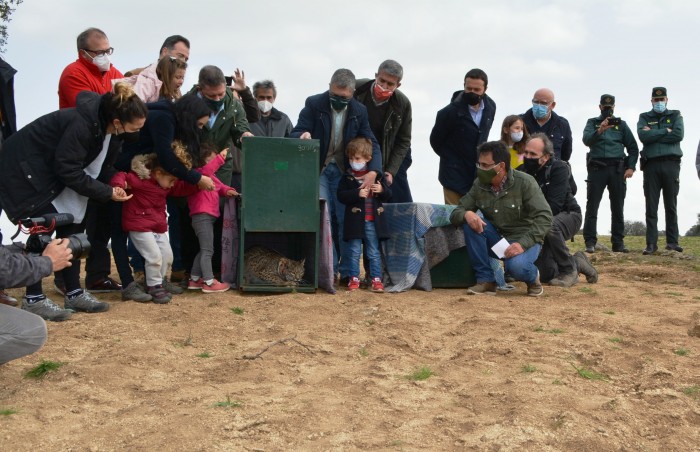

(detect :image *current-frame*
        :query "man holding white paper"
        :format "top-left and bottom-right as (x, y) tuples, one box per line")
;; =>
(450, 141), (552, 296)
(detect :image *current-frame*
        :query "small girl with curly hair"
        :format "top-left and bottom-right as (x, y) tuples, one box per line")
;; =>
(110, 142), (201, 303)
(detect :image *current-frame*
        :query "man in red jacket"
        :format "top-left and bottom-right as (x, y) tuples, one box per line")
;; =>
(58, 27), (123, 109)
(55, 27), (124, 295)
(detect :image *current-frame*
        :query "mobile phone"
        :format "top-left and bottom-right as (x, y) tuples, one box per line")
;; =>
(608, 117), (621, 126)
(225, 76), (233, 86)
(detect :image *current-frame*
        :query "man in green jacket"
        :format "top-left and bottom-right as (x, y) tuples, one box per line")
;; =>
(582, 94), (639, 253)
(637, 87), (684, 255)
(450, 141), (552, 296)
(353, 59), (413, 202)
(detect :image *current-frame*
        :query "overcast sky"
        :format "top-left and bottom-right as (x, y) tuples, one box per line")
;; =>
(2, 0), (699, 244)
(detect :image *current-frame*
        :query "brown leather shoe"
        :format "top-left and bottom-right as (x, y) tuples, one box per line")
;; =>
(86, 277), (123, 293)
(0, 290), (19, 307)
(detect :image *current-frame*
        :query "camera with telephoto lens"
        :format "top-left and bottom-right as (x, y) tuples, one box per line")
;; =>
(15, 213), (91, 259)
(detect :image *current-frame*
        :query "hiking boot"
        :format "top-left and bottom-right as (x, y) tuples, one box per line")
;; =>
(665, 243), (683, 252)
(147, 285), (172, 304)
(549, 271), (579, 288)
(370, 277), (384, 293)
(467, 282), (497, 295)
(347, 276), (360, 291)
(585, 244), (595, 254)
(612, 245), (629, 253)
(187, 278), (204, 290)
(202, 279), (230, 293)
(642, 244), (658, 255)
(65, 291), (110, 313)
(574, 251), (598, 283)
(527, 272), (544, 297)
(121, 281), (153, 302)
(162, 279), (184, 295)
(22, 296), (72, 322)
(0, 290), (18, 307)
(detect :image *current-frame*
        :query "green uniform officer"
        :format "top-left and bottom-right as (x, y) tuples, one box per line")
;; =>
(637, 87), (684, 255)
(582, 94), (639, 253)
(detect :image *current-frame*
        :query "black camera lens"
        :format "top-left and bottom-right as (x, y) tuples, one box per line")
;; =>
(63, 233), (91, 260)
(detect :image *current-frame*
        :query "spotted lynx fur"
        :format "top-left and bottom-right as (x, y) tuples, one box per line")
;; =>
(243, 246), (306, 286)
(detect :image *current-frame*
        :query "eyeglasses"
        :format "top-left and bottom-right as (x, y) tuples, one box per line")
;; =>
(82, 47), (114, 56)
(532, 99), (551, 106)
(476, 161), (499, 170)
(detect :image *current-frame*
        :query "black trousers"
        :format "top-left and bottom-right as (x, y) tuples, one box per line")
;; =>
(643, 159), (680, 246)
(583, 162), (626, 248)
(387, 149), (413, 203)
(536, 211), (582, 283)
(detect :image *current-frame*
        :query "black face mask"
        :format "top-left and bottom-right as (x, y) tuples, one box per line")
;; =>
(464, 92), (482, 106)
(522, 157), (541, 175)
(119, 130), (140, 143)
(601, 107), (614, 118)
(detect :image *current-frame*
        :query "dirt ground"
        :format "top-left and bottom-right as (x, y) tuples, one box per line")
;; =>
(2, 251), (700, 451)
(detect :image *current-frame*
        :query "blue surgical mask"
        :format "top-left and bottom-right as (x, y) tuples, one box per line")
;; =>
(532, 103), (549, 119)
(350, 161), (367, 171)
(653, 101), (667, 114)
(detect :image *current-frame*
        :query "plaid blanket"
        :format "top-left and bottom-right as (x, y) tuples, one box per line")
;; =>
(382, 203), (458, 292)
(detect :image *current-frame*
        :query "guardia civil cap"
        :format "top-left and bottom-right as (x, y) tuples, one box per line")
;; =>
(651, 87), (667, 97)
(600, 94), (615, 106)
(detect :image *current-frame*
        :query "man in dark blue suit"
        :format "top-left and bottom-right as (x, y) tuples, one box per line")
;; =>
(290, 68), (381, 282)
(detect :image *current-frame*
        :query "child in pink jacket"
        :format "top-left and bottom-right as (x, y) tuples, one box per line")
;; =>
(186, 143), (238, 293)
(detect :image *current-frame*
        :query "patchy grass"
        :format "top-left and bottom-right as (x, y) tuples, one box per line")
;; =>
(579, 287), (597, 295)
(682, 385), (699, 399)
(570, 363), (609, 381)
(603, 310), (615, 315)
(212, 396), (242, 408)
(24, 360), (63, 379)
(0, 409), (18, 416)
(173, 331), (193, 348)
(358, 347), (368, 357)
(405, 366), (434, 381)
(522, 364), (537, 373)
(608, 337), (623, 343)
(534, 326), (564, 334)
(195, 351), (212, 358)
(230, 307), (245, 315)
(674, 348), (690, 357)
(552, 379), (564, 385)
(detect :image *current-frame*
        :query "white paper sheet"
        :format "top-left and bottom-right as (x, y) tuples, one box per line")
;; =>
(491, 238), (510, 259)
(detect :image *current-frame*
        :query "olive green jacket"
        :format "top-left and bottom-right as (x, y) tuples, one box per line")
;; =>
(637, 109), (684, 160)
(450, 169), (552, 250)
(582, 115), (639, 170)
(354, 78), (412, 176)
(187, 85), (251, 182)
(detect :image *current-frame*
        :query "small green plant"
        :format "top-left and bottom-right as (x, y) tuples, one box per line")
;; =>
(212, 396), (242, 408)
(196, 351), (212, 358)
(522, 364), (537, 373)
(551, 413), (566, 430)
(358, 347), (368, 357)
(173, 331), (193, 348)
(681, 385), (699, 399)
(24, 360), (63, 379)
(552, 379), (563, 385)
(364, 319), (375, 326)
(405, 366), (434, 381)
(665, 291), (683, 297)
(674, 348), (689, 356)
(570, 363), (609, 381)
(579, 287), (596, 294)
(0, 409), (18, 416)
(230, 307), (244, 315)
(609, 337), (622, 343)
(603, 310), (615, 315)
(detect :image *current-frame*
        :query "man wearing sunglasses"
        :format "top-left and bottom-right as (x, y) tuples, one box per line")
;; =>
(58, 27), (122, 109)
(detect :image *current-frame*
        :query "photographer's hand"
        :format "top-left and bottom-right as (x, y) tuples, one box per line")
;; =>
(43, 239), (73, 271)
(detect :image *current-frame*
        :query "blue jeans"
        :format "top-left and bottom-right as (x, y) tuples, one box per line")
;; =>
(347, 220), (382, 279)
(463, 218), (541, 284)
(319, 162), (347, 277)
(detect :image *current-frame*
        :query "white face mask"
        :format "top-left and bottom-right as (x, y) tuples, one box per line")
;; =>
(510, 131), (524, 143)
(84, 50), (111, 72)
(257, 100), (273, 114)
(350, 161), (367, 171)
